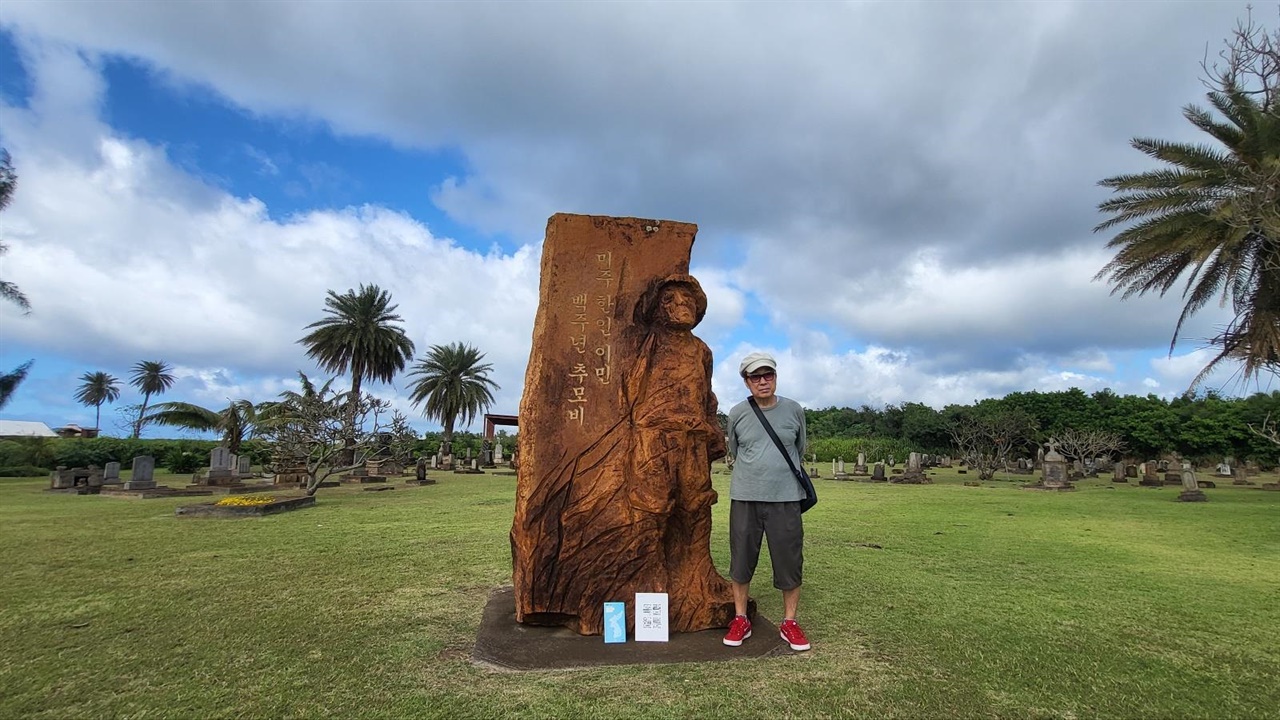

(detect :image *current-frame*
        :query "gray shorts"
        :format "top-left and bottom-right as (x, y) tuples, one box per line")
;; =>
(729, 499), (804, 590)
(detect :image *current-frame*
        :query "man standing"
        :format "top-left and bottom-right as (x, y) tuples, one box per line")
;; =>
(723, 352), (810, 651)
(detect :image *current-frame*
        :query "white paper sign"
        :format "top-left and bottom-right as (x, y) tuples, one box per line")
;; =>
(634, 592), (669, 642)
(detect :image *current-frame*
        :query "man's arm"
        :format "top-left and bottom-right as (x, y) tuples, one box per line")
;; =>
(726, 404), (740, 457)
(795, 401), (807, 457)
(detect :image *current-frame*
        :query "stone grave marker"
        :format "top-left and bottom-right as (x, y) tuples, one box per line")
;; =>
(102, 461), (122, 485)
(1040, 439), (1070, 489)
(1140, 460), (1162, 487)
(1177, 469), (1207, 502)
(124, 456), (157, 490)
(206, 447), (235, 483)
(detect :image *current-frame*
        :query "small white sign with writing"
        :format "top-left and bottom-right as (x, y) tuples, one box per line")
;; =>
(634, 592), (669, 642)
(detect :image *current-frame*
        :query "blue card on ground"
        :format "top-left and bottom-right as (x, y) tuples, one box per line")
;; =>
(603, 602), (626, 643)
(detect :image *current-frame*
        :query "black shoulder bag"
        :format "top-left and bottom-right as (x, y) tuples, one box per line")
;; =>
(748, 397), (817, 513)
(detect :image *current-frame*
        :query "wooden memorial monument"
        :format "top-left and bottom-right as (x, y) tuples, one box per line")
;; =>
(510, 213), (741, 635)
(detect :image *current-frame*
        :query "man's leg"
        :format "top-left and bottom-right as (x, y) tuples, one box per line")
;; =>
(767, 502), (811, 651)
(782, 585), (800, 620)
(733, 580), (751, 617)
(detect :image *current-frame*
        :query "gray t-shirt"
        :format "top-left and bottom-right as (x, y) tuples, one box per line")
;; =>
(726, 395), (807, 502)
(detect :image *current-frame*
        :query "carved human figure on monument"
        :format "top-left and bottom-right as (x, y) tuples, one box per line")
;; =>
(623, 275), (733, 628)
(511, 215), (741, 636)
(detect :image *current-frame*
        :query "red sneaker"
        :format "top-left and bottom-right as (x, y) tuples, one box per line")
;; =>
(723, 615), (752, 646)
(779, 619), (811, 651)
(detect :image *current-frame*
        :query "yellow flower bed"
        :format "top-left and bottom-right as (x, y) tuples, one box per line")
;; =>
(215, 495), (276, 507)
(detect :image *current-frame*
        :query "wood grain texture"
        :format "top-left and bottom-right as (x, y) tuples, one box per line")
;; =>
(511, 213), (740, 635)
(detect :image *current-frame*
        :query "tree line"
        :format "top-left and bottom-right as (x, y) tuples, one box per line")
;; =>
(804, 388), (1280, 466)
(65, 285), (499, 470)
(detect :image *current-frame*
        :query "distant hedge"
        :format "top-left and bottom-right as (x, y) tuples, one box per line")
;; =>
(0, 465), (47, 478)
(0, 437), (221, 471)
(807, 437), (919, 464)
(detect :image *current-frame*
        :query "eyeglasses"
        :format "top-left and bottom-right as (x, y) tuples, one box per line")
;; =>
(745, 372), (776, 384)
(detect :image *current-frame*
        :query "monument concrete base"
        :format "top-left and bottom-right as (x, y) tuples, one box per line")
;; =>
(472, 586), (789, 671)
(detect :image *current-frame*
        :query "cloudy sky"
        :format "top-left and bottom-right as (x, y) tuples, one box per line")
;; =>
(0, 1), (1271, 436)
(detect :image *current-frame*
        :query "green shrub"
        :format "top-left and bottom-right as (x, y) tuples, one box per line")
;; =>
(0, 465), (47, 478)
(808, 437), (919, 463)
(0, 438), (56, 469)
(163, 448), (204, 474)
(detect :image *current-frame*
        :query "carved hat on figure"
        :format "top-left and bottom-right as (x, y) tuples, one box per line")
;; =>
(634, 273), (708, 326)
(739, 351), (777, 377)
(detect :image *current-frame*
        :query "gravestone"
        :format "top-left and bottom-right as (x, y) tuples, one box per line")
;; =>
(907, 452), (920, 471)
(837, 457), (846, 475)
(48, 466), (74, 490)
(1140, 460), (1162, 487)
(495, 440), (504, 464)
(102, 461), (122, 485)
(48, 466), (103, 491)
(413, 456), (435, 485)
(1177, 469), (1207, 502)
(1035, 446), (1045, 469)
(1125, 463), (1138, 478)
(237, 456), (252, 476)
(854, 452), (867, 475)
(1216, 459), (1232, 476)
(1113, 461), (1126, 483)
(510, 213), (739, 636)
(1040, 439), (1070, 489)
(205, 447), (235, 484)
(124, 456), (157, 490)
(870, 462), (886, 482)
(273, 462), (308, 486)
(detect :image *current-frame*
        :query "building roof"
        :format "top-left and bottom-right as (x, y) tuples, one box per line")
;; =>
(0, 420), (57, 438)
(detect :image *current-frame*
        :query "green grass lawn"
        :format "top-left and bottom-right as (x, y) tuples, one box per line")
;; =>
(1, 467), (1277, 719)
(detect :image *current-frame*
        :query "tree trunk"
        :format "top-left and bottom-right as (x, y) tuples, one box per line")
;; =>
(132, 393), (151, 439)
(95, 402), (102, 430)
(341, 375), (362, 467)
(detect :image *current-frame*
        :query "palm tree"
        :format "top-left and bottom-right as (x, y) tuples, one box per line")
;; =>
(256, 371), (341, 429)
(129, 360), (177, 439)
(1, 149), (33, 408)
(298, 284), (415, 463)
(0, 149), (27, 314)
(145, 399), (261, 454)
(74, 371), (121, 430)
(407, 342), (499, 448)
(1094, 24), (1280, 387)
(0, 360), (32, 411)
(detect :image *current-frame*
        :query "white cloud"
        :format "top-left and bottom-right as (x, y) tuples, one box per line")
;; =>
(0, 43), (540, 430)
(0, 2), (1267, 430)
